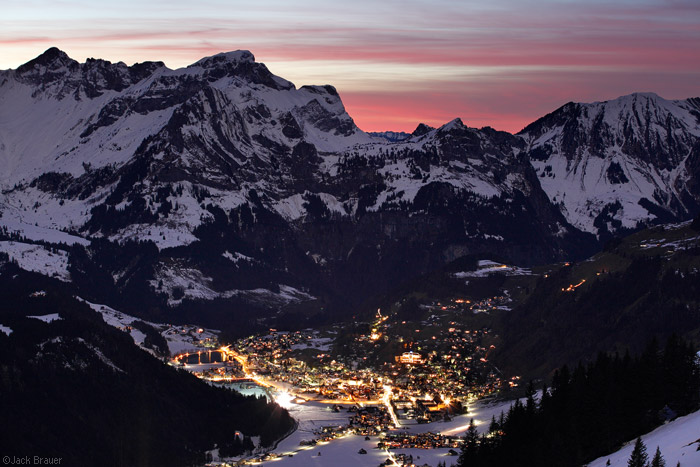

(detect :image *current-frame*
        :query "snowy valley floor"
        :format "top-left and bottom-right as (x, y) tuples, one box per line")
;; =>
(221, 397), (522, 467)
(225, 398), (700, 467)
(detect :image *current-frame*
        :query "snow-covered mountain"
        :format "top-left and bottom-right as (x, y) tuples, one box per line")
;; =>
(520, 92), (700, 239)
(2, 48), (695, 321)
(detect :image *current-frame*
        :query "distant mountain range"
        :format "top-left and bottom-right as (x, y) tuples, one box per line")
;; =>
(1, 48), (699, 325)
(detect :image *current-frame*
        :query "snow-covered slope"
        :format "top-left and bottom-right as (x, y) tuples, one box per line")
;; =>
(0, 49), (580, 252)
(0, 48), (164, 186)
(0, 47), (371, 248)
(10, 49), (698, 318)
(0, 48), (368, 188)
(0, 241), (70, 282)
(0, 241), (70, 281)
(28, 313), (63, 323)
(587, 408), (700, 467)
(79, 297), (219, 356)
(520, 93), (700, 239)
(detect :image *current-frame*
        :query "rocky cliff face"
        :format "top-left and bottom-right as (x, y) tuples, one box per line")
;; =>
(519, 92), (700, 240)
(5, 49), (696, 322)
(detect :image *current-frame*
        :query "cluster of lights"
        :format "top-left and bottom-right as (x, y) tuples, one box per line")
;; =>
(562, 279), (586, 292)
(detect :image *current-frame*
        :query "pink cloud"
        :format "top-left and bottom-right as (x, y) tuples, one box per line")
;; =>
(1, 1), (698, 134)
(341, 66), (700, 134)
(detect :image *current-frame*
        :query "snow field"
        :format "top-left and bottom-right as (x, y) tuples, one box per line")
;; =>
(27, 313), (62, 323)
(235, 396), (524, 467)
(587, 409), (700, 467)
(0, 241), (70, 281)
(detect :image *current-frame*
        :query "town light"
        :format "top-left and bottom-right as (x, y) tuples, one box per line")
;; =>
(275, 391), (294, 409)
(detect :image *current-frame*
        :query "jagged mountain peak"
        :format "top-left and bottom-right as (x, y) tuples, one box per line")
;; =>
(299, 84), (339, 97)
(412, 123), (435, 137)
(432, 118), (469, 138)
(9, 47), (168, 101)
(13, 46), (167, 78)
(521, 92), (700, 139)
(187, 49), (293, 91)
(441, 117), (466, 130)
(0, 47), (375, 190)
(189, 50), (255, 68)
(15, 47), (77, 74)
(601, 91), (661, 102)
(591, 91), (700, 111)
(592, 92), (699, 133)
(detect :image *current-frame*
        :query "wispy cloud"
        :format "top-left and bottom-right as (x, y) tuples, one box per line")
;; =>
(1, 0), (698, 132)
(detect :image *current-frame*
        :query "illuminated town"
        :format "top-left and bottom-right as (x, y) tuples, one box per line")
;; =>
(168, 301), (521, 464)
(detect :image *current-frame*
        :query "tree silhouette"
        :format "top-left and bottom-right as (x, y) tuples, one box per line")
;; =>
(627, 437), (649, 467)
(650, 446), (665, 467)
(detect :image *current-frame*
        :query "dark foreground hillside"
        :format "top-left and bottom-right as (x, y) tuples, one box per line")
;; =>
(459, 336), (700, 467)
(0, 259), (293, 467)
(494, 219), (700, 378)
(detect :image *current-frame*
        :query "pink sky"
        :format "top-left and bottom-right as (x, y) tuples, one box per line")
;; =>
(2, 0), (699, 133)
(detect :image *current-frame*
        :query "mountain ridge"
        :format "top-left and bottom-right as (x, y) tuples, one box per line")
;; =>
(1, 48), (698, 324)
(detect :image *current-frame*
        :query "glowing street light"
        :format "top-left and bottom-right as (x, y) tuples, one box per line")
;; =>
(275, 392), (294, 409)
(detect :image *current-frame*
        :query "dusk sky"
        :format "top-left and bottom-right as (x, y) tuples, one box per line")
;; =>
(3, 0), (699, 133)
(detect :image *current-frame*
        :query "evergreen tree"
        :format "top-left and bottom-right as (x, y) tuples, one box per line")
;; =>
(540, 382), (550, 409)
(628, 437), (649, 467)
(525, 380), (536, 414)
(458, 418), (480, 466)
(650, 446), (665, 467)
(489, 414), (498, 433)
(462, 418), (480, 456)
(456, 337), (699, 467)
(465, 418), (479, 448)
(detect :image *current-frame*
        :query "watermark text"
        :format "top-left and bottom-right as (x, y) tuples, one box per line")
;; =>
(2, 456), (62, 465)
